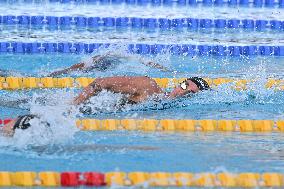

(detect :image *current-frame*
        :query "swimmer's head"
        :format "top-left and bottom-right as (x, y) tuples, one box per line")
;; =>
(168, 77), (210, 98)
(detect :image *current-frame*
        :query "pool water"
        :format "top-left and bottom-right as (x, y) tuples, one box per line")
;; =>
(0, 52), (283, 174)
(0, 132), (284, 173)
(0, 0), (283, 184)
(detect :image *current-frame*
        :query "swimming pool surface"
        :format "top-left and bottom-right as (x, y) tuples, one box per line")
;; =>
(0, 52), (283, 175)
(1, 132), (284, 173)
(0, 0), (283, 186)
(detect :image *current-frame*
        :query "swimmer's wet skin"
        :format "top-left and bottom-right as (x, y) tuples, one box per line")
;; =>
(73, 76), (210, 105)
(48, 54), (172, 77)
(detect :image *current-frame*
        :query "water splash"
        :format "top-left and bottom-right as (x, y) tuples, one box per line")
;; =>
(1, 89), (79, 149)
(240, 60), (277, 103)
(90, 44), (173, 76)
(78, 90), (133, 115)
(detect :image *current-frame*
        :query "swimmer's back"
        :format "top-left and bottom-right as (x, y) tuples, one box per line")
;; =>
(95, 76), (163, 95)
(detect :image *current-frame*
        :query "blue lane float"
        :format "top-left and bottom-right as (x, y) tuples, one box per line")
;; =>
(1, 15), (284, 31)
(215, 19), (226, 28)
(6, 0), (284, 7)
(243, 19), (254, 29)
(0, 42), (283, 56)
(116, 17), (129, 27)
(145, 18), (157, 29)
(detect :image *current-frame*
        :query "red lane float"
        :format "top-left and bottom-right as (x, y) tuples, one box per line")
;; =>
(61, 172), (106, 187)
(0, 119), (12, 125)
(3, 119), (12, 125)
(61, 172), (81, 187)
(84, 172), (105, 186)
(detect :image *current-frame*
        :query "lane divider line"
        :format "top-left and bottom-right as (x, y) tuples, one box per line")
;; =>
(0, 42), (284, 56)
(1, 16), (284, 30)
(0, 77), (283, 90)
(1, 118), (284, 132)
(0, 171), (283, 187)
(76, 119), (284, 132)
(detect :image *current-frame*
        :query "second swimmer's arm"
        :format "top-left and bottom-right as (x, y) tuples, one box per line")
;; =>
(48, 63), (85, 77)
(140, 61), (172, 72)
(106, 53), (172, 72)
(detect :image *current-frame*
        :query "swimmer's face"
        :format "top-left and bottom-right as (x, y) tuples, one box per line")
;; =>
(168, 80), (199, 98)
(0, 119), (16, 137)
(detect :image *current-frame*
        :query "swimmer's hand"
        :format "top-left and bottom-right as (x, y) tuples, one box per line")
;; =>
(143, 61), (173, 72)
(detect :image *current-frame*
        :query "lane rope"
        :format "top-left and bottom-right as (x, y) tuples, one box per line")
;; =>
(1, 118), (284, 132)
(76, 119), (284, 132)
(1, 15), (283, 30)
(0, 77), (282, 90)
(0, 171), (283, 187)
(0, 42), (284, 56)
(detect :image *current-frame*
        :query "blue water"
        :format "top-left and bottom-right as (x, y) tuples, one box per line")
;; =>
(0, 53), (283, 119)
(0, 1), (283, 182)
(0, 52), (283, 174)
(0, 131), (284, 173)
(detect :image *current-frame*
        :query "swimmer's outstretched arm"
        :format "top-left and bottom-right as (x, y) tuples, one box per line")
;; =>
(73, 77), (142, 105)
(140, 60), (172, 72)
(47, 55), (109, 77)
(47, 62), (85, 77)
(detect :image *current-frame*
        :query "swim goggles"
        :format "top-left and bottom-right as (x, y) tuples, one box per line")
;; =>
(180, 81), (189, 90)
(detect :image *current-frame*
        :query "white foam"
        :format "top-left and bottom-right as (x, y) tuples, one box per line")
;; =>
(78, 90), (132, 115)
(10, 90), (79, 149)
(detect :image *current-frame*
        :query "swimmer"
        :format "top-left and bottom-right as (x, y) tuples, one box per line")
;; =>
(48, 53), (172, 77)
(0, 54), (171, 78)
(0, 114), (50, 137)
(0, 76), (209, 112)
(73, 76), (210, 106)
(0, 115), (159, 152)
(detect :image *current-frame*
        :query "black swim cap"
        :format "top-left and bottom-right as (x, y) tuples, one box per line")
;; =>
(187, 77), (210, 91)
(13, 114), (50, 130)
(13, 114), (35, 130)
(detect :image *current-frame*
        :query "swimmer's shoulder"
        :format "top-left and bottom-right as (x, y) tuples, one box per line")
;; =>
(138, 76), (163, 93)
(95, 76), (158, 88)
(126, 76), (159, 86)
